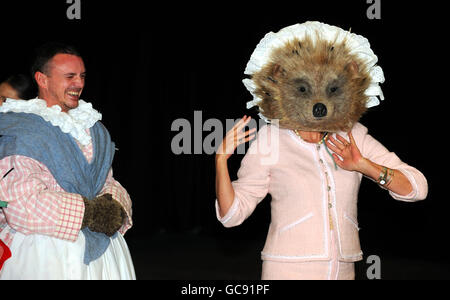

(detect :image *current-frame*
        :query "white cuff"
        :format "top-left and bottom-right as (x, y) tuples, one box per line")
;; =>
(215, 197), (239, 226)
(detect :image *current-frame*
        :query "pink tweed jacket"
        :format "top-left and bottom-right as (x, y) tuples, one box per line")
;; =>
(216, 123), (428, 263)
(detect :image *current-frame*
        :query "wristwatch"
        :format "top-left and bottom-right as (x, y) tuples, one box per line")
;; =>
(378, 167), (388, 185)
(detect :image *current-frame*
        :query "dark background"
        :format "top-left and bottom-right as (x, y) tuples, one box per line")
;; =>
(0, 0), (447, 279)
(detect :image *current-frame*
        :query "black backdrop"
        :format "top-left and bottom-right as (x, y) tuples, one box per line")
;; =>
(0, 0), (447, 277)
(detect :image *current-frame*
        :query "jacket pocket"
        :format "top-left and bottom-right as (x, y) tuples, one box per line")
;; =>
(344, 213), (360, 231)
(279, 212), (314, 234)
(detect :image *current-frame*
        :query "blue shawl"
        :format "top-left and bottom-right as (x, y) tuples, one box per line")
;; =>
(0, 112), (116, 265)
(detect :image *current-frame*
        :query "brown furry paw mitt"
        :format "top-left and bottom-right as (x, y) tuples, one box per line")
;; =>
(82, 193), (126, 237)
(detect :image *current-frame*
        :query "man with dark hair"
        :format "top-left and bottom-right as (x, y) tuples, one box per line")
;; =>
(0, 42), (136, 279)
(30, 42), (82, 80)
(31, 42), (85, 111)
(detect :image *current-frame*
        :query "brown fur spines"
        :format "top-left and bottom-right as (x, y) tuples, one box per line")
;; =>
(82, 193), (125, 237)
(251, 33), (371, 132)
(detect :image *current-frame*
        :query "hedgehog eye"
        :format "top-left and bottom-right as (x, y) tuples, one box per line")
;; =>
(330, 86), (339, 93)
(298, 86), (307, 93)
(293, 78), (311, 96)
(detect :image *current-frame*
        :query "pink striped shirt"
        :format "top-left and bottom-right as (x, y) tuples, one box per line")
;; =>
(0, 130), (132, 246)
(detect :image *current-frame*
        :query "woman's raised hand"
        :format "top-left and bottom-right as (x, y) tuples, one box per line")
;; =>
(326, 131), (364, 172)
(216, 115), (257, 161)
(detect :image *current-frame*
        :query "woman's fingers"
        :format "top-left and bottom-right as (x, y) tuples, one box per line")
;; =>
(235, 115), (252, 131)
(244, 127), (257, 137)
(220, 116), (257, 156)
(336, 134), (350, 146)
(328, 134), (351, 152)
(326, 139), (342, 155)
(228, 116), (246, 136)
(235, 128), (257, 144)
(327, 136), (344, 151)
(332, 153), (345, 168)
(244, 134), (256, 143)
(348, 131), (356, 145)
(231, 116), (255, 138)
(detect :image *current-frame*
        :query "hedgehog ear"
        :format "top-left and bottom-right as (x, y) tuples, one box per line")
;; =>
(271, 64), (286, 79)
(346, 61), (360, 78)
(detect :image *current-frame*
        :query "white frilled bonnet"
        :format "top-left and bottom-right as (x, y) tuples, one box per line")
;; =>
(243, 21), (385, 122)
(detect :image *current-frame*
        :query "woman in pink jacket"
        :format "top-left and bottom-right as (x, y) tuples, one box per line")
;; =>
(215, 22), (428, 280)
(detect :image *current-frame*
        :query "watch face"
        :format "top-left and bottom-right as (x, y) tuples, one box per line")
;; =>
(380, 180), (386, 185)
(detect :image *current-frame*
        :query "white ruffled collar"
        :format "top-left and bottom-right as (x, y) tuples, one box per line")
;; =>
(0, 98), (102, 145)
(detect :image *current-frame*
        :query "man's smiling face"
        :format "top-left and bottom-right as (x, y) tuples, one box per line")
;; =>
(40, 53), (86, 112)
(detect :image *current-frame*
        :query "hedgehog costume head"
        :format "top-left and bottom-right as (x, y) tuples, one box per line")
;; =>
(243, 21), (385, 132)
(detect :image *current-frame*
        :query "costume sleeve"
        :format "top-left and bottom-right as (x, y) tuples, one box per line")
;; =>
(215, 125), (272, 228)
(353, 123), (428, 202)
(99, 169), (133, 235)
(0, 155), (84, 242)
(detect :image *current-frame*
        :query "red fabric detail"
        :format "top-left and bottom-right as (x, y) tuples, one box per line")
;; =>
(0, 239), (11, 271)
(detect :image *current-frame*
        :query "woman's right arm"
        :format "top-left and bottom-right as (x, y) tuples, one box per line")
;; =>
(215, 116), (256, 218)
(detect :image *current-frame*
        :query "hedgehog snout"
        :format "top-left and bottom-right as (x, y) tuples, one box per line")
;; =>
(313, 103), (328, 118)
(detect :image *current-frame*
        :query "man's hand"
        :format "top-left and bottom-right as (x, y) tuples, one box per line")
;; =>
(82, 193), (125, 237)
